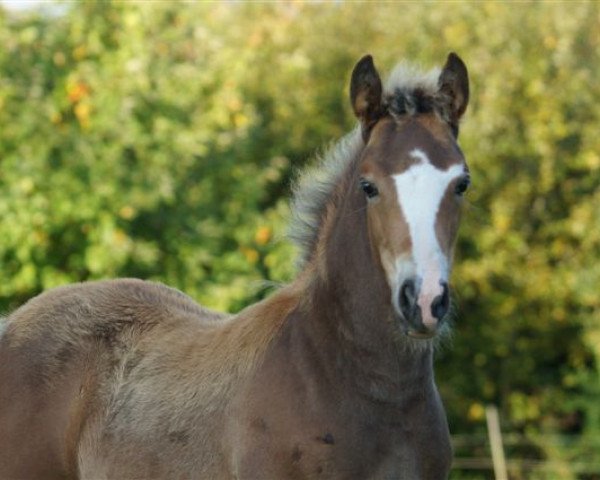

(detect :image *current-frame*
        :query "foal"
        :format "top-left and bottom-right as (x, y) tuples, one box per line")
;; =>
(0, 52), (470, 479)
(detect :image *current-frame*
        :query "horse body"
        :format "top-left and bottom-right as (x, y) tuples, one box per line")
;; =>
(1, 277), (449, 479)
(0, 52), (469, 479)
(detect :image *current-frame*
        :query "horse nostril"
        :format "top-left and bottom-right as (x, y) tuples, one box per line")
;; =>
(399, 278), (418, 320)
(431, 282), (450, 321)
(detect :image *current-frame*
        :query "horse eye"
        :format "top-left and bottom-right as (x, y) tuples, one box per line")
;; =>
(455, 176), (470, 196)
(359, 179), (379, 199)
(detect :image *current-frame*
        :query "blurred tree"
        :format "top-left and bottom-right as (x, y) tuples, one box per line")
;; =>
(0, 2), (598, 478)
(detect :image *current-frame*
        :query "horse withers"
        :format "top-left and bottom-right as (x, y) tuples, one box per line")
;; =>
(0, 52), (470, 479)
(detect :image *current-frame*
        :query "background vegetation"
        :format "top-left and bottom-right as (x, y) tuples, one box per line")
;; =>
(0, 1), (598, 478)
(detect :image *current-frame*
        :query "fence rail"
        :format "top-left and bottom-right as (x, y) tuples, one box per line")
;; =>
(450, 405), (600, 478)
(452, 457), (600, 475)
(452, 433), (600, 480)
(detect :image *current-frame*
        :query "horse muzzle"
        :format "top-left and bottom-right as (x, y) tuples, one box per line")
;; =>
(398, 277), (450, 338)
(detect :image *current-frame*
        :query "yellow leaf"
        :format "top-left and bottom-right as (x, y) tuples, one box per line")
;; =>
(241, 247), (259, 264)
(468, 403), (485, 422)
(73, 45), (87, 61)
(119, 206), (136, 220)
(255, 226), (272, 246)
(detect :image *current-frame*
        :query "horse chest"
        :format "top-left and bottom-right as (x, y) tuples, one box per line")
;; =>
(231, 416), (451, 479)
(228, 388), (452, 479)
(225, 320), (452, 479)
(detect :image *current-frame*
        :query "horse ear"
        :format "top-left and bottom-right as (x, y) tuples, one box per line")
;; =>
(437, 52), (469, 126)
(350, 55), (384, 136)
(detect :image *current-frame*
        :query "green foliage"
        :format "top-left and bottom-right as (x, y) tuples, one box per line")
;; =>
(0, 2), (598, 477)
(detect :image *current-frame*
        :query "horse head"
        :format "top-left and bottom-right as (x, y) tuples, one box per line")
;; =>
(350, 53), (470, 338)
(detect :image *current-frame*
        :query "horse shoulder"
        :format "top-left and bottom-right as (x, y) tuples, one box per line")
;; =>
(79, 283), (300, 478)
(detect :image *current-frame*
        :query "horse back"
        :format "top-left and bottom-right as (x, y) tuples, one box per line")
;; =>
(0, 278), (225, 479)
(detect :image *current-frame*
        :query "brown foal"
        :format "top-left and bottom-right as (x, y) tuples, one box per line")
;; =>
(0, 52), (470, 479)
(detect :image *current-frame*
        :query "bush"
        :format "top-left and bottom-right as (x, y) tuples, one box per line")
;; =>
(1, 2), (598, 477)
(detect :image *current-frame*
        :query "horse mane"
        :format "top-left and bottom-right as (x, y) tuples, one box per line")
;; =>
(289, 61), (442, 267)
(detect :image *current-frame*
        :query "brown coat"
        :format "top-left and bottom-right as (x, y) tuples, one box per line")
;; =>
(0, 52), (470, 479)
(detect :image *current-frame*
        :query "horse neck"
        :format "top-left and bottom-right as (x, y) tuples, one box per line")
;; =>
(294, 159), (435, 404)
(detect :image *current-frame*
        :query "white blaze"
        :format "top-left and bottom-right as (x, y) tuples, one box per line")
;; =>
(392, 148), (463, 325)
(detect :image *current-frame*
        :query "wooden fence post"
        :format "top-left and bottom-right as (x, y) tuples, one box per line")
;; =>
(486, 404), (508, 480)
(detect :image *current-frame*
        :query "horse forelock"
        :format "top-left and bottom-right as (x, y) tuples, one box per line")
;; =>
(289, 62), (446, 269)
(384, 62), (461, 132)
(385, 62), (440, 97)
